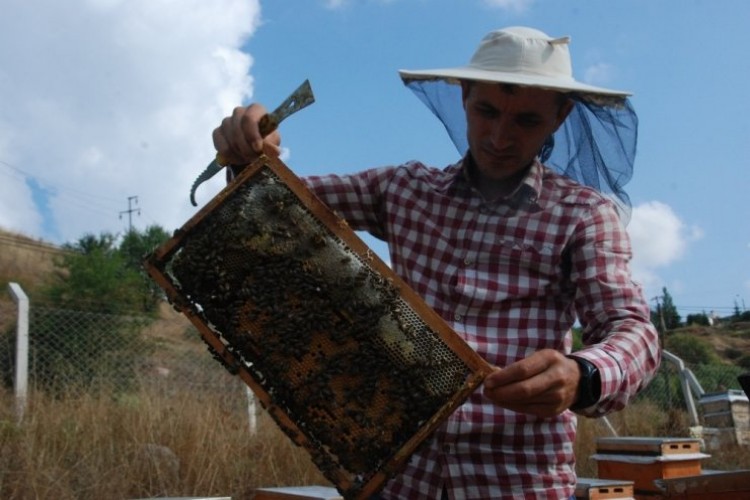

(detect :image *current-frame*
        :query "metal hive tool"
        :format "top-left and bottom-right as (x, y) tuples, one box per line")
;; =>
(144, 154), (493, 499)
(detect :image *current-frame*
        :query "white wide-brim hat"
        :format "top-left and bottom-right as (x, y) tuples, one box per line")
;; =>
(397, 26), (639, 221)
(399, 26), (630, 104)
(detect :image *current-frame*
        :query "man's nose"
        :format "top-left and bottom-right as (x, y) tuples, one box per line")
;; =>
(490, 116), (515, 147)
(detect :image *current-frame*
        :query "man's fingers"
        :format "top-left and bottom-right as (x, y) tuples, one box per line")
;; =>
(482, 350), (583, 417)
(237, 105), (267, 153)
(212, 104), (283, 165)
(484, 355), (548, 389)
(230, 107), (260, 159)
(211, 128), (229, 160)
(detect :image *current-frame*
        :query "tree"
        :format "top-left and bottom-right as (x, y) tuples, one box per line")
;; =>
(685, 313), (709, 326)
(42, 226), (171, 314)
(652, 287), (681, 332)
(118, 225), (171, 312)
(46, 232), (144, 314)
(118, 224), (170, 271)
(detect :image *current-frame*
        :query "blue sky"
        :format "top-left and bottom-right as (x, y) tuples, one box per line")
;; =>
(1, 0), (748, 319)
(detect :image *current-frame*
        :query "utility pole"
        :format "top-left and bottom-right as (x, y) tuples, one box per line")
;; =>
(119, 195), (140, 233)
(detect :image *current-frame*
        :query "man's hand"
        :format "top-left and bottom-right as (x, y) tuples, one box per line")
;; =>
(482, 349), (582, 418)
(212, 104), (282, 166)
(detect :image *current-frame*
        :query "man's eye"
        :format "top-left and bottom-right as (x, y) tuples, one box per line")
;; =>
(517, 116), (541, 128)
(476, 106), (497, 118)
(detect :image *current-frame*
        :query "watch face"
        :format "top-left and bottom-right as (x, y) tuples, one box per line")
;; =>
(570, 356), (600, 410)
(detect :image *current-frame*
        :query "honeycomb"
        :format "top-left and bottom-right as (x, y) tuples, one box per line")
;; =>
(144, 155), (492, 499)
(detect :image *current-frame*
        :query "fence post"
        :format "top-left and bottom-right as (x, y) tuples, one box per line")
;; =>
(8, 282), (29, 423)
(246, 386), (257, 435)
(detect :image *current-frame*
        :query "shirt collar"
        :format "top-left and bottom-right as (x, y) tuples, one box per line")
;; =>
(441, 154), (544, 205)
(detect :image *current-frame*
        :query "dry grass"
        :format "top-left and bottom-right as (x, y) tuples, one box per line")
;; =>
(1, 387), (747, 499)
(0, 228), (63, 336)
(0, 386), (329, 500)
(0, 229), (62, 293)
(574, 400), (693, 478)
(575, 399), (750, 479)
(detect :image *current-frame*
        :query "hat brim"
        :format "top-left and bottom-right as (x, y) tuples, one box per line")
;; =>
(399, 67), (631, 100)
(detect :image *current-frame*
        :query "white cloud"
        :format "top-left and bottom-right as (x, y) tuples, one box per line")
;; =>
(0, 0), (261, 243)
(583, 63), (614, 85)
(629, 201), (687, 268)
(323, 0), (532, 11)
(627, 201), (702, 293)
(324, 0), (348, 8)
(279, 147), (292, 163)
(0, 174), (41, 236)
(482, 0), (534, 12)
(583, 63), (617, 87)
(323, 0), (398, 7)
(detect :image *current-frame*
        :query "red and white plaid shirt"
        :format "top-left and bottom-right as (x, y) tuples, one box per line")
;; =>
(304, 158), (661, 500)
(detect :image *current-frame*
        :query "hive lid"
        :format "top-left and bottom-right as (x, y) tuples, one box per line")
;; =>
(595, 437), (703, 456)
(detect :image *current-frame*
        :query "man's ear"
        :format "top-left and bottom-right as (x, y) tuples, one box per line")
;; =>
(460, 80), (472, 108)
(555, 98), (575, 130)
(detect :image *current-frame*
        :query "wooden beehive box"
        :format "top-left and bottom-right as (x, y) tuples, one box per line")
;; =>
(592, 437), (709, 494)
(656, 469), (750, 499)
(144, 154), (493, 500)
(574, 478), (634, 499)
(699, 390), (750, 446)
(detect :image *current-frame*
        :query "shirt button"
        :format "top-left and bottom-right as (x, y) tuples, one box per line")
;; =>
(463, 257), (473, 266)
(453, 313), (462, 322)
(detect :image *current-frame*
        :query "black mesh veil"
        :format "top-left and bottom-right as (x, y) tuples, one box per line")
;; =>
(404, 79), (638, 221)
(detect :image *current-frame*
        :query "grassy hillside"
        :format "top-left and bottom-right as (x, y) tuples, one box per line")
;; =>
(0, 228), (62, 290)
(1, 228), (749, 497)
(664, 321), (750, 373)
(0, 228), (65, 337)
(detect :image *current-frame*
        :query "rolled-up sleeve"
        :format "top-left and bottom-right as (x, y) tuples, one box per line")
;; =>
(568, 200), (662, 416)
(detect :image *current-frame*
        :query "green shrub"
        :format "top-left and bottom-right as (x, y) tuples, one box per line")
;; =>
(686, 313), (710, 326)
(665, 333), (721, 366)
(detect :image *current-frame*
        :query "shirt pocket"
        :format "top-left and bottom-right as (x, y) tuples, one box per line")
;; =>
(455, 240), (561, 307)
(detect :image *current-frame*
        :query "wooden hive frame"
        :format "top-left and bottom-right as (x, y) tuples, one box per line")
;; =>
(144, 154), (493, 499)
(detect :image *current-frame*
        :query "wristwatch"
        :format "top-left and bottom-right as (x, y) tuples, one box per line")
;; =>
(568, 356), (601, 410)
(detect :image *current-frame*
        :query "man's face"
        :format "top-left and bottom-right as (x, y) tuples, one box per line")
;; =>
(462, 82), (572, 192)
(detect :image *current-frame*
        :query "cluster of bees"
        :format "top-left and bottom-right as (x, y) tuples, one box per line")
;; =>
(166, 167), (471, 498)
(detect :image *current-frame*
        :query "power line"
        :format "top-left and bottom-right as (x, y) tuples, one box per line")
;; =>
(0, 158), (123, 214)
(678, 305), (738, 312)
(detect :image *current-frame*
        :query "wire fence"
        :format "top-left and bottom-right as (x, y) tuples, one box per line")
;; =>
(1, 293), (748, 438)
(1, 299), (248, 408)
